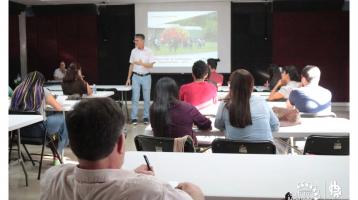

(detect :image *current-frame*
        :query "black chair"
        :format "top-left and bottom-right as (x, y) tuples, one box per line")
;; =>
(211, 138), (276, 154)
(134, 135), (195, 152)
(303, 135), (349, 155)
(9, 110), (63, 180)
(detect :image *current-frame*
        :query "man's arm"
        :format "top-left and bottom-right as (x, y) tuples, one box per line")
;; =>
(268, 79), (283, 101)
(133, 60), (155, 69)
(126, 64), (134, 86)
(176, 182), (205, 200)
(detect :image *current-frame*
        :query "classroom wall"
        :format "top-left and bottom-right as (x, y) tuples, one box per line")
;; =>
(272, 11), (349, 102)
(8, 1), (349, 101)
(26, 14), (98, 83)
(9, 2), (24, 89)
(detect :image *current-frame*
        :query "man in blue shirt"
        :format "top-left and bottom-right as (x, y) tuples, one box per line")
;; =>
(288, 65), (332, 113)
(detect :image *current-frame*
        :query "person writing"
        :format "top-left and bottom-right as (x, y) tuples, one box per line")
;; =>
(61, 62), (92, 97)
(126, 34), (155, 125)
(40, 98), (204, 200)
(10, 71), (68, 165)
(150, 77), (212, 145)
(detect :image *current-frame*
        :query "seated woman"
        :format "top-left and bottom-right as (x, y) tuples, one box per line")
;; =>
(267, 65), (300, 101)
(10, 71), (69, 165)
(265, 64), (282, 90)
(215, 69), (279, 141)
(61, 62), (92, 96)
(207, 58), (224, 87)
(179, 60), (217, 110)
(150, 77), (212, 144)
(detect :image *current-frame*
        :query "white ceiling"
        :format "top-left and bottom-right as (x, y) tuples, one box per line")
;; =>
(10, 0), (270, 6)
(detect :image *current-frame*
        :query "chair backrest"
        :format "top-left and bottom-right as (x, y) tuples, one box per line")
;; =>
(134, 135), (195, 152)
(9, 110), (40, 115)
(211, 138), (276, 154)
(303, 135), (349, 155)
(300, 112), (336, 118)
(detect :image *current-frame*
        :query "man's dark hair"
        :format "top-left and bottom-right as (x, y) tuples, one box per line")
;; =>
(135, 33), (145, 40)
(282, 65), (300, 82)
(66, 98), (125, 161)
(207, 58), (220, 69)
(192, 60), (209, 79)
(63, 62), (81, 82)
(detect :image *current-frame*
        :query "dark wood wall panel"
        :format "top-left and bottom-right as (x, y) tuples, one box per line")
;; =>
(272, 11), (349, 102)
(26, 15), (98, 83)
(9, 15), (20, 87)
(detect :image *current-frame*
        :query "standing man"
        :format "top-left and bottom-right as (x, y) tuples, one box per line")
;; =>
(126, 34), (155, 125)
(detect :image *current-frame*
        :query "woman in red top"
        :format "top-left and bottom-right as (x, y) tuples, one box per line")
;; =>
(179, 60), (217, 110)
(207, 58), (224, 87)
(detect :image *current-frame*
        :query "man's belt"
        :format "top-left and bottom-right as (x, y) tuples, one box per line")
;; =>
(133, 72), (150, 77)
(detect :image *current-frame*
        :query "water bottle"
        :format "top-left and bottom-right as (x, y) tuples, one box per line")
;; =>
(93, 84), (97, 94)
(14, 73), (22, 86)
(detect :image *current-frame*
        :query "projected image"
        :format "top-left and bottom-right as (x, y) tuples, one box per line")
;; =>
(147, 11), (218, 67)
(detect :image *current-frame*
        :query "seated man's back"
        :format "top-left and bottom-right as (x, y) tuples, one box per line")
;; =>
(41, 164), (192, 200)
(41, 98), (203, 200)
(289, 85), (332, 113)
(179, 81), (217, 109)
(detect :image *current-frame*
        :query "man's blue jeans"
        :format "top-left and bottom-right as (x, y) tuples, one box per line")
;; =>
(131, 74), (151, 120)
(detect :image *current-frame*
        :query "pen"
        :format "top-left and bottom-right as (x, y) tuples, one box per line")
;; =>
(143, 155), (151, 171)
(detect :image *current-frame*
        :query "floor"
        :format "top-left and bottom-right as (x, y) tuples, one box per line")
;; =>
(8, 104), (349, 200)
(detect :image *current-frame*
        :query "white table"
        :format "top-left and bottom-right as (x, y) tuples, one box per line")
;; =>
(50, 91), (114, 97)
(274, 117), (350, 138)
(46, 84), (131, 118)
(9, 114), (44, 186)
(44, 85), (62, 91)
(199, 100), (287, 116)
(9, 115), (43, 132)
(90, 85), (132, 119)
(218, 86), (269, 92)
(144, 117), (350, 144)
(123, 151), (349, 199)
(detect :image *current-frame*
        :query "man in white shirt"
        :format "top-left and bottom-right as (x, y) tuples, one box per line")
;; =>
(41, 98), (204, 200)
(53, 61), (66, 80)
(126, 34), (155, 125)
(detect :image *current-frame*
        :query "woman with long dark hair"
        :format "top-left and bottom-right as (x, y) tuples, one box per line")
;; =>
(207, 58), (223, 87)
(150, 77), (211, 144)
(10, 71), (69, 165)
(62, 62), (92, 96)
(215, 69), (279, 141)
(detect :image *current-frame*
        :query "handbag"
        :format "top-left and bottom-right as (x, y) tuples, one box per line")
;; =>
(272, 107), (301, 127)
